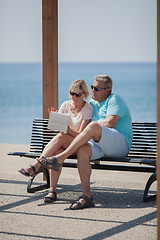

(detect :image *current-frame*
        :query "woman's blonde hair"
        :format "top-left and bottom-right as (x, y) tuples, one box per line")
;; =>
(69, 79), (90, 100)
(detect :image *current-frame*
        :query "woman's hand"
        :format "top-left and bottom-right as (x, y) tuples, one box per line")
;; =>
(48, 107), (58, 116)
(67, 126), (78, 138)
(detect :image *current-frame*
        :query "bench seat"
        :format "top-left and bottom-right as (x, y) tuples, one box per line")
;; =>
(8, 119), (157, 202)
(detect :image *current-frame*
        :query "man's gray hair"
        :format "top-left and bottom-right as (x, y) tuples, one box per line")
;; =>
(94, 75), (112, 90)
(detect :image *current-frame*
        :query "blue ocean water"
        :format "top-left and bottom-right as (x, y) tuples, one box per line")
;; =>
(0, 62), (156, 144)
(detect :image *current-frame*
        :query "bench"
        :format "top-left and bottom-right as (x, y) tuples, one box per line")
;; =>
(8, 119), (157, 202)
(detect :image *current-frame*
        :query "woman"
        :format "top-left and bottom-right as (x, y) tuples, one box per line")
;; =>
(18, 79), (93, 203)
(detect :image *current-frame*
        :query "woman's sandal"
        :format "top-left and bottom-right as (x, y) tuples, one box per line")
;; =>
(44, 191), (57, 203)
(70, 195), (95, 210)
(37, 156), (62, 171)
(18, 165), (37, 177)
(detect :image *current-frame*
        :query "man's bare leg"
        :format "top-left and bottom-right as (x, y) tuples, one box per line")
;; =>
(77, 144), (92, 197)
(70, 144), (93, 209)
(54, 122), (102, 164)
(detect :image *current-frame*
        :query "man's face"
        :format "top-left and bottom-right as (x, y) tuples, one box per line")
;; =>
(91, 80), (109, 102)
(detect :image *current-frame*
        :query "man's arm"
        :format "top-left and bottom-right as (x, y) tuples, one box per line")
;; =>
(100, 115), (120, 128)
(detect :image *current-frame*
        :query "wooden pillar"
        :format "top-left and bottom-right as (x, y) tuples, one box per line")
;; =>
(157, 0), (160, 238)
(42, 0), (58, 118)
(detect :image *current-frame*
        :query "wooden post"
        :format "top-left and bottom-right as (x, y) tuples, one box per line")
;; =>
(42, 0), (58, 118)
(157, 0), (160, 239)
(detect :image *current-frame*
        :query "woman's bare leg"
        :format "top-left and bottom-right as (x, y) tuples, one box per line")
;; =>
(48, 148), (64, 193)
(19, 133), (74, 175)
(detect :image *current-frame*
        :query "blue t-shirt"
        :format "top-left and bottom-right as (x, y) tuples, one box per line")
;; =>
(89, 94), (133, 150)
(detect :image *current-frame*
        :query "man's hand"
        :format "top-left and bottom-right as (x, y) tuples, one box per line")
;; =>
(101, 115), (120, 128)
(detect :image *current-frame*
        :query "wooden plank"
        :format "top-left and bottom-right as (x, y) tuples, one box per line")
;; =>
(30, 119), (157, 160)
(157, 0), (160, 238)
(42, 0), (58, 118)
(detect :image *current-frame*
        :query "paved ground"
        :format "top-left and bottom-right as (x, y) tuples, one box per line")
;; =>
(0, 143), (157, 240)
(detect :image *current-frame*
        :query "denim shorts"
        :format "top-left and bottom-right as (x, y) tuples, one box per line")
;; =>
(88, 125), (129, 160)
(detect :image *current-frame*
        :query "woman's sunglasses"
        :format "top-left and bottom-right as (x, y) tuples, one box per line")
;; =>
(91, 85), (107, 91)
(70, 92), (84, 97)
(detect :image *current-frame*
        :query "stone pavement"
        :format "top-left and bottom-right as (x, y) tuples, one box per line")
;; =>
(0, 143), (157, 240)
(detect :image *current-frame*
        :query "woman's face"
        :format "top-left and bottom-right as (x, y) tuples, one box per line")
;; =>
(70, 90), (85, 103)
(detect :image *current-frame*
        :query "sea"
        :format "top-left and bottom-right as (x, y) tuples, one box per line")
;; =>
(0, 62), (157, 144)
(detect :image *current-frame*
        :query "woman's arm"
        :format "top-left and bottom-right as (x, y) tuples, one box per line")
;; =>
(67, 119), (91, 138)
(48, 107), (58, 117)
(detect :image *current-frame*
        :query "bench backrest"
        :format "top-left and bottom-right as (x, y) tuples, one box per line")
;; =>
(30, 119), (157, 160)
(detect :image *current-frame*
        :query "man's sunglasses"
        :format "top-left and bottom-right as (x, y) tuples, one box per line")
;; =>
(70, 92), (84, 97)
(91, 85), (107, 91)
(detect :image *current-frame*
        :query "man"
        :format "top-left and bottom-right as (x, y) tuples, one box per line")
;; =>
(39, 75), (133, 209)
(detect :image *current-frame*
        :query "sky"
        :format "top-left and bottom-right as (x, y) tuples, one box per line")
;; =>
(0, 0), (157, 63)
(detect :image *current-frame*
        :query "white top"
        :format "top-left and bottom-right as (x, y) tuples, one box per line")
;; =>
(58, 100), (93, 132)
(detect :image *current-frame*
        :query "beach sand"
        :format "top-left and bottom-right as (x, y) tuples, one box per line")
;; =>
(0, 143), (157, 239)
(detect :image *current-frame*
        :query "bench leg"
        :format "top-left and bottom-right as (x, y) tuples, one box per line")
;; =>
(143, 172), (156, 202)
(27, 167), (50, 193)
